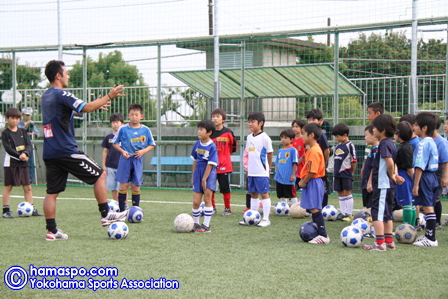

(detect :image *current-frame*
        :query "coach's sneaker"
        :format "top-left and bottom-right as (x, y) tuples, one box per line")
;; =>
(309, 235), (330, 245)
(257, 219), (271, 227)
(413, 236), (438, 247)
(197, 224), (211, 233)
(2, 211), (14, 218)
(192, 223), (202, 232)
(101, 211), (127, 227)
(46, 229), (68, 241)
(386, 242), (396, 250)
(32, 209), (44, 216)
(362, 242), (386, 252)
(222, 209), (232, 216)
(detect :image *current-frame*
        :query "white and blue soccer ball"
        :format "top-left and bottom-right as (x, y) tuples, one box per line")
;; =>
(351, 218), (370, 234)
(200, 202), (206, 216)
(322, 205), (338, 221)
(174, 213), (194, 233)
(17, 202), (33, 217)
(108, 200), (120, 212)
(340, 226), (363, 247)
(419, 213), (426, 229)
(243, 210), (261, 226)
(274, 202), (290, 216)
(395, 223), (418, 244)
(127, 206), (144, 223)
(107, 222), (129, 240)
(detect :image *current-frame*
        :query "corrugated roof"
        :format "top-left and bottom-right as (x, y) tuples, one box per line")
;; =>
(169, 65), (363, 99)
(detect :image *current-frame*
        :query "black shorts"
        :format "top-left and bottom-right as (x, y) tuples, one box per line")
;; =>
(217, 173), (231, 193)
(370, 188), (395, 222)
(333, 177), (353, 192)
(44, 152), (104, 194)
(295, 177), (301, 190)
(4, 167), (31, 186)
(362, 189), (372, 208)
(322, 175), (330, 195)
(276, 181), (297, 199)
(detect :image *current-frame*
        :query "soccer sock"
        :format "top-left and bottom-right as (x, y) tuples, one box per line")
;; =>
(211, 193), (216, 209)
(425, 213), (437, 241)
(411, 205), (417, 227)
(98, 202), (109, 218)
(118, 190), (127, 212)
(223, 192), (231, 210)
(250, 198), (259, 211)
(290, 197), (298, 204)
(375, 235), (384, 245)
(203, 206), (213, 227)
(132, 192), (140, 207)
(192, 208), (201, 224)
(346, 195), (354, 215)
(435, 201), (442, 225)
(403, 205), (413, 224)
(339, 197), (347, 215)
(46, 218), (58, 234)
(322, 194), (329, 208)
(312, 211), (327, 237)
(3, 205), (10, 214)
(262, 198), (271, 220)
(245, 193), (251, 209)
(280, 197), (287, 203)
(385, 233), (393, 244)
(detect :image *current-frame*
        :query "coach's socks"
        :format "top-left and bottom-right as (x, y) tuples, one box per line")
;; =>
(312, 211), (327, 237)
(403, 205), (413, 224)
(223, 192), (231, 210)
(203, 206), (213, 227)
(192, 208), (201, 224)
(98, 202), (109, 218)
(118, 190), (127, 212)
(250, 198), (260, 211)
(245, 193), (251, 209)
(262, 198), (271, 220)
(132, 192), (140, 207)
(425, 213), (437, 241)
(435, 201), (442, 225)
(46, 218), (58, 234)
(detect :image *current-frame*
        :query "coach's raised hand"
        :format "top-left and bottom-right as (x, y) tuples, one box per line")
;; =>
(82, 85), (125, 113)
(109, 85), (125, 99)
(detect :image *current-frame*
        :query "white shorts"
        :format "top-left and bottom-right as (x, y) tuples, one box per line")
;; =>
(106, 167), (120, 191)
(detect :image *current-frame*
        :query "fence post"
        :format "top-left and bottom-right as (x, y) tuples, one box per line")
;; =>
(12, 51), (17, 108)
(157, 45), (162, 188)
(333, 32), (339, 125)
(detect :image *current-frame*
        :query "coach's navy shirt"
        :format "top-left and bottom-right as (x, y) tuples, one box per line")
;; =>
(41, 88), (86, 159)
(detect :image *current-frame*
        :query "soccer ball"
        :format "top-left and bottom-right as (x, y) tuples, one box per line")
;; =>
(354, 210), (371, 220)
(108, 200), (120, 212)
(174, 213), (194, 233)
(419, 213), (426, 229)
(290, 202), (306, 218)
(243, 210), (261, 226)
(274, 202), (290, 216)
(351, 218), (370, 234)
(127, 206), (144, 223)
(322, 205), (338, 221)
(393, 209), (403, 222)
(17, 202), (33, 217)
(107, 222), (129, 240)
(299, 222), (318, 242)
(395, 223), (418, 244)
(340, 226), (363, 247)
(200, 202), (205, 216)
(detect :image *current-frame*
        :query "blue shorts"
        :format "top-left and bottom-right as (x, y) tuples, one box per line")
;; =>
(414, 171), (438, 207)
(106, 167), (120, 191)
(247, 176), (270, 194)
(396, 169), (413, 206)
(116, 156), (144, 186)
(300, 178), (324, 210)
(193, 165), (217, 193)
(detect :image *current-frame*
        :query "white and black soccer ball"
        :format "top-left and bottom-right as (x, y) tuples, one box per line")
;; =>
(322, 205), (338, 221)
(108, 200), (120, 212)
(351, 218), (370, 234)
(127, 206), (144, 223)
(395, 223), (417, 244)
(274, 202), (290, 216)
(174, 213), (194, 233)
(107, 222), (129, 240)
(340, 226), (363, 247)
(243, 210), (261, 226)
(17, 202), (33, 217)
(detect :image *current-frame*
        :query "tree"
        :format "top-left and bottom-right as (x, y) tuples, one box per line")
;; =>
(0, 56), (42, 89)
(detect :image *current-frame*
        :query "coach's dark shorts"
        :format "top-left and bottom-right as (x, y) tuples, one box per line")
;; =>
(44, 152), (104, 194)
(276, 181), (296, 199)
(4, 167), (31, 186)
(217, 173), (231, 193)
(333, 177), (353, 192)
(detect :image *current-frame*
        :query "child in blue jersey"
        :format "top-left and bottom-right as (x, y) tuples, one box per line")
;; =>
(363, 114), (397, 251)
(394, 121), (416, 225)
(113, 104), (156, 212)
(274, 129), (299, 204)
(190, 119), (218, 233)
(331, 123), (357, 222)
(412, 112), (439, 246)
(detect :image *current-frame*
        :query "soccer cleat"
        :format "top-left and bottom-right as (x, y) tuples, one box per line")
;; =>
(192, 223), (202, 232)
(222, 209), (232, 216)
(238, 221), (248, 226)
(197, 224), (211, 233)
(413, 236), (438, 247)
(2, 212), (14, 218)
(436, 223), (442, 230)
(212, 208), (217, 215)
(386, 242), (396, 250)
(256, 219), (271, 227)
(362, 242), (386, 252)
(336, 213), (345, 221)
(46, 229), (68, 241)
(308, 235), (330, 244)
(342, 215), (354, 222)
(442, 218), (448, 226)
(242, 208), (250, 214)
(363, 233), (375, 239)
(32, 209), (44, 216)
(101, 211), (127, 227)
